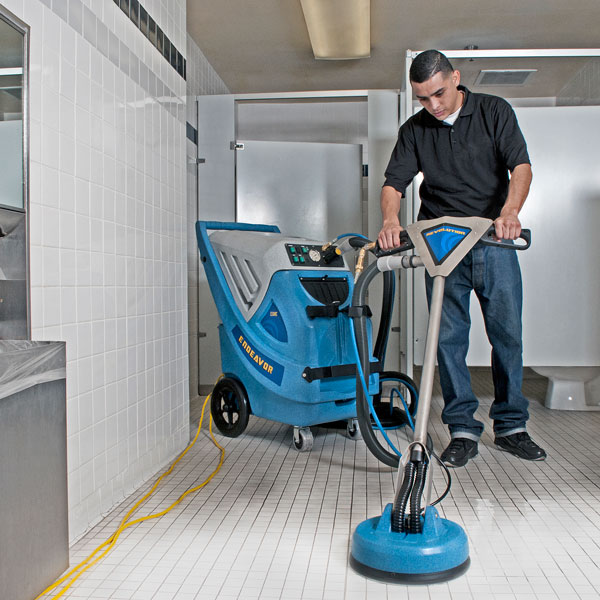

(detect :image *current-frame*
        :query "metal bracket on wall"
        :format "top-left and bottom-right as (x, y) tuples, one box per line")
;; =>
(188, 157), (206, 164)
(198, 332), (207, 338)
(230, 142), (244, 150)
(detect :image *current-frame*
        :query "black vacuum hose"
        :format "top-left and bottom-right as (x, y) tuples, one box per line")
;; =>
(347, 237), (394, 366)
(353, 261), (400, 468)
(373, 270), (394, 363)
(351, 243), (454, 518)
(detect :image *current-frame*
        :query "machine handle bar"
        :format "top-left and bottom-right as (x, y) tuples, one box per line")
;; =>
(480, 226), (531, 250)
(198, 221), (281, 234)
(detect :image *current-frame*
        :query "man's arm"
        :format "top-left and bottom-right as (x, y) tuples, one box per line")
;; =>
(377, 186), (405, 250)
(494, 163), (532, 240)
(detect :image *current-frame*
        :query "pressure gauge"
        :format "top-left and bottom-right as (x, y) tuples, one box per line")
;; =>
(308, 249), (321, 262)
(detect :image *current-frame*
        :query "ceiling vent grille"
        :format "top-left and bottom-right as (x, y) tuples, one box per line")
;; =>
(475, 69), (537, 86)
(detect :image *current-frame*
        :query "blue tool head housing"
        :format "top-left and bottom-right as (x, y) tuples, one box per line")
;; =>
(350, 504), (469, 584)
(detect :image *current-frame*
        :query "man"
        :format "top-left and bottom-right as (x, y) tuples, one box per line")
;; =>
(378, 49), (546, 468)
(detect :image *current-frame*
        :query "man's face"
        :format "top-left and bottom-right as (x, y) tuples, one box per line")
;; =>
(411, 70), (462, 121)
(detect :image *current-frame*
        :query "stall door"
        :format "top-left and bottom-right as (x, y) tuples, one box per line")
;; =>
(236, 140), (362, 241)
(198, 140), (363, 387)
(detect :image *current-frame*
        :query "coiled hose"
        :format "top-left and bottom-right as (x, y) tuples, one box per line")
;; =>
(391, 461), (415, 532)
(391, 454), (430, 534)
(409, 460), (428, 533)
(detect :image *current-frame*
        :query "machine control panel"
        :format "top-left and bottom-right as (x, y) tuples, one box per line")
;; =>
(285, 243), (344, 268)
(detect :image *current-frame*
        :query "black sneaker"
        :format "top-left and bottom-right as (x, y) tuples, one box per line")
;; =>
(495, 432), (547, 461)
(440, 438), (478, 468)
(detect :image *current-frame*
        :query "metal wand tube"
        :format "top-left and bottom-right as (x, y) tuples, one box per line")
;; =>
(413, 275), (445, 446)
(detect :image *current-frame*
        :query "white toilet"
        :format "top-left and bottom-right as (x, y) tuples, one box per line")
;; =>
(531, 367), (600, 410)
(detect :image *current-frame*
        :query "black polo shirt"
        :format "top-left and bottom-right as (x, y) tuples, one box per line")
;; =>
(384, 86), (531, 220)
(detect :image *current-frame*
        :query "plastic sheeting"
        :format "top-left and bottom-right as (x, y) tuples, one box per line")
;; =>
(0, 341), (66, 403)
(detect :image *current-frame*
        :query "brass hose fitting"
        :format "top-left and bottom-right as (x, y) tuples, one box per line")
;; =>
(354, 242), (376, 282)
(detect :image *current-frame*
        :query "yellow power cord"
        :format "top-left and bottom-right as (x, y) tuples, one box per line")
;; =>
(35, 387), (225, 600)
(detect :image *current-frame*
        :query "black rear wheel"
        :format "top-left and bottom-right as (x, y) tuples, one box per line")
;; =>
(210, 377), (250, 437)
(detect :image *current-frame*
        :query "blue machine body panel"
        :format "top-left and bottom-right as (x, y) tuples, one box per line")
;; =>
(196, 221), (378, 428)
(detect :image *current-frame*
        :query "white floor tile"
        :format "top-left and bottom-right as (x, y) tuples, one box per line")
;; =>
(38, 370), (600, 599)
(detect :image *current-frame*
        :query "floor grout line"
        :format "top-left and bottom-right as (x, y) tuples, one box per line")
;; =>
(39, 370), (600, 600)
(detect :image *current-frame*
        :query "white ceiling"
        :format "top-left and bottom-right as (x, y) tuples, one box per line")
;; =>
(187, 0), (600, 99)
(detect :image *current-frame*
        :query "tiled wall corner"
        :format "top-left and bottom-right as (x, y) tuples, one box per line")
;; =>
(3, 0), (190, 542)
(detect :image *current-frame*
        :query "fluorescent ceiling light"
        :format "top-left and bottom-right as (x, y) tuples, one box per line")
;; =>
(300, 0), (370, 60)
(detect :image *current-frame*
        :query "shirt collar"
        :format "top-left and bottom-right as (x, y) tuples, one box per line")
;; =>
(458, 85), (474, 116)
(420, 84), (473, 126)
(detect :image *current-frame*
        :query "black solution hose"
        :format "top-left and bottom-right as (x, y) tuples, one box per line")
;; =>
(430, 453), (452, 507)
(391, 461), (415, 533)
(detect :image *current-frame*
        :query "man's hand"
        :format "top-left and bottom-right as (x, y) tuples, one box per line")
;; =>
(378, 220), (404, 250)
(494, 163), (531, 240)
(493, 212), (521, 240)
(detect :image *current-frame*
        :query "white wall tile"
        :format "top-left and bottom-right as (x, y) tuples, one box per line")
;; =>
(59, 132), (76, 175)
(42, 286), (61, 326)
(0, 0), (223, 546)
(61, 287), (77, 324)
(42, 245), (60, 286)
(42, 206), (61, 247)
(41, 164), (60, 207)
(59, 173), (75, 212)
(60, 249), (77, 286)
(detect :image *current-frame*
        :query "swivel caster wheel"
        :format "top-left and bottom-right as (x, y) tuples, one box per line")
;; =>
(346, 418), (362, 441)
(293, 426), (313, 452)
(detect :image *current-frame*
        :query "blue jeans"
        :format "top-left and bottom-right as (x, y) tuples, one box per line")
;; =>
(425, 243), (529, 441)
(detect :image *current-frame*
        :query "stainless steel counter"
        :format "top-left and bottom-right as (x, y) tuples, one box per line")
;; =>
(0, 341), (68, 600)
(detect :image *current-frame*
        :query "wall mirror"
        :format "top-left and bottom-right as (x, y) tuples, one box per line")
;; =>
(0, 5), (29, 339)
(0, 7), (26, 211)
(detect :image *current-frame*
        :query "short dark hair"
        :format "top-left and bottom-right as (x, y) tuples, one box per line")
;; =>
(409, 50), (454, 83)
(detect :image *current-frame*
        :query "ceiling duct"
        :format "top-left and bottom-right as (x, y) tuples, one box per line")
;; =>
(475, 69), (537, 86)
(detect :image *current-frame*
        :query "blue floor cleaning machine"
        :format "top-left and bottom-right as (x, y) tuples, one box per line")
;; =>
(196, 216), (529, 584)
(196, 221), (416, 451)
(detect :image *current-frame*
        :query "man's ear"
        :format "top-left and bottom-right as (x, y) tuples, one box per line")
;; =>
(452, 69), (461, 87)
